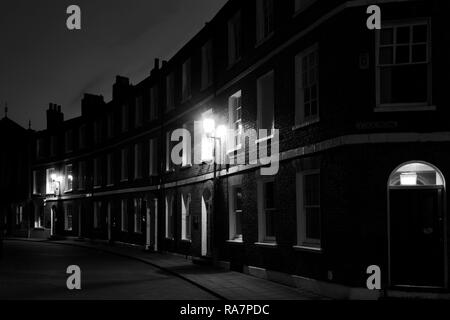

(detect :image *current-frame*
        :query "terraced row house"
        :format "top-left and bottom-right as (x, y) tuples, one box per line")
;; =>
(24, 0), (450, 297)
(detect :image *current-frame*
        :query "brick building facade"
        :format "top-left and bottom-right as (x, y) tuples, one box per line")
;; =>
(23, 0), (450, 293)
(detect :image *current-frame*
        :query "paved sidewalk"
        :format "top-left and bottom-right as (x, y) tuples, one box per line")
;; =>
(9, 238), (329, 300)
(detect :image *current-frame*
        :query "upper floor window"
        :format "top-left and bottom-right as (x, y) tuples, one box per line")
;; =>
(228, 10), (242, 66)
(295, 44), (319, 126)
(93, 157), (102, 187)
(134, 143), (143, 179)
(376, 21), (431, 110)
(182, 123), (192, 167)
(149, 86), (158, 121)
(121, 199), (128, 232)
(257, 70), (275, 131)
(201, 40), (213, 90)
(50, 135), (57, 156)
(256, 0), (274, 44)
(107, 153), (114, 186)
(228, 91), (243, 150)
(165, 73), (175, 113)
(201, 109), (214, 162)
(135, 96), (143, 127)
(165, 193), (174, 239)
(133, 198), (143, 234)
(64, 129), (73, 152)
(181, 58), (192, 102)
(166, 131), (174, 172)
(46, 168), (56, 195)
(65, 164), (73, 192)
(121, 105), (129, 132)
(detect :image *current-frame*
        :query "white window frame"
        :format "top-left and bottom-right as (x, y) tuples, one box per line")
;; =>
(165, 194), (174, 239)
(46, 168), (56, 195)
(135, 96), (144, 127)
(257, 70), (275, 141)
(375, 19), (433, 112)
(106, 153), (114, 186)
(121, 148), (129, 181)
(296, 170), (321, 250)
(228, 91), (243, 152)
(64, 204), (73, 231)
(295, 44), (319, 127)
(181, 193), (192, 241)
(201, 109), (214, 162)
(257, 177), (277, 244)
(182, 123), (192, 167)
(228, 176), (243, 241)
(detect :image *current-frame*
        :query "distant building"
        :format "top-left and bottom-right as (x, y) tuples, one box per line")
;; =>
(23, 0), (450, 296)
(0, 113), (33, 237)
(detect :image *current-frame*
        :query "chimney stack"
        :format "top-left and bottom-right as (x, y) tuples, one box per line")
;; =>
(81, 93), (105, 117)
(46, 103), (64, 130)
(113, 75), (130, 101)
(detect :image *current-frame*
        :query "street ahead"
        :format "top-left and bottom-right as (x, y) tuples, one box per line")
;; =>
(0, 240), (217, 300)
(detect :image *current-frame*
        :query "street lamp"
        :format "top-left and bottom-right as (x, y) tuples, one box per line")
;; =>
(202, 118), (227, 259)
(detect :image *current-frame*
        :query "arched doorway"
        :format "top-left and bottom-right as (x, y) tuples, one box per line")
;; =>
(388, 161), (447, 288)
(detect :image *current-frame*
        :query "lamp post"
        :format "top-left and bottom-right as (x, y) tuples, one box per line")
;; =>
(203, 118), (227, 259)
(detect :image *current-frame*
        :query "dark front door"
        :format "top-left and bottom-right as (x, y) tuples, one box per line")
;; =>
(390, 188), (445, 287)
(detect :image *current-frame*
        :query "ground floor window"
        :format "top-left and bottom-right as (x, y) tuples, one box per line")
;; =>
(93, 201), (101, 229)
(257, 178), (277, 243)
(296, 170), (321, 249)
(229, 185), (243, 241)
(34, 205), (44, 228)
(64, 204), (73, 231)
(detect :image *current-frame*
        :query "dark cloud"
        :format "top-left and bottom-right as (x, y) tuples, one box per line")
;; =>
(0, 0), (227, 130)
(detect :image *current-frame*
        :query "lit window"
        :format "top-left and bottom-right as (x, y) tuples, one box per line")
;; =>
(376, 21), (431, 108)
(257, 71), (274, 131)
(182, 123), (192, 167)
(64, 204), (73, 231)
(46, 168), (56, 194)
(295, 45), (319, 125)
(201, 109), (214, 162)
(65, 164), (73, 192)
(165, 194), (174, 239)
(258, 179), (277, 243)
(228, 91), (242, 150)
(389, 162), (444, 187)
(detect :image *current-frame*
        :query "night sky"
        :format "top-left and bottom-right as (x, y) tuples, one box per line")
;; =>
(0, 0), (227, 130)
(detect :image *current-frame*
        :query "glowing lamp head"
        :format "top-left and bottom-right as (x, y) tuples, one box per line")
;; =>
(203, 118), (215, 136)
(50, 173), (57, 181)
(216, 125), (227, 139)
(400, 172), (418, 186)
